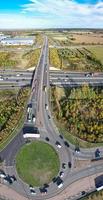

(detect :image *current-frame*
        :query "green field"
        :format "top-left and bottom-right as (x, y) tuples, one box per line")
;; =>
(87, 46), (103, 64)
(16, 141), (60, 186)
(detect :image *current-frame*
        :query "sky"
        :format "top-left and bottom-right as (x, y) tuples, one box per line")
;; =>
(0, 0), (103, 29)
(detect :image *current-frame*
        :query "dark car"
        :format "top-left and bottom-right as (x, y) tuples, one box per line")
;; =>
(81, 191), (86, 196)
(52, 177), (58, 183)
(44, 183), (49, 188)
(45, 137), (50, 142)
(59, 134), (63, 139)
(4, 175), (13, 184)
(75, 146), (80, 153)
(68, 162), (72, 168)
(62, 163), (66, 169)
(39, 187), (47, 194)
(48, 115), (50, 119)
(64, 141), (69, 147)
(30, 189), (36, 195)
(95, 148), (100, 158)
(56, 177), (63, 188)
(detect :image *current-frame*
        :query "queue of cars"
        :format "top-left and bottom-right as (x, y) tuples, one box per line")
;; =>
(0, 170), (17, 184)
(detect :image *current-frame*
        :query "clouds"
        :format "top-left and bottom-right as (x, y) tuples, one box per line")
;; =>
(0, 0), (103, 29)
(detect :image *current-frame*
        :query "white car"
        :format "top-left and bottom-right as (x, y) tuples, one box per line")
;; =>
(16, 74), (20, 77)
(32, 116), (36, 123)
(59, 171), (64, 178)
(0, 173), (6, 178)
(58, 182), (63, 188)
(45, 104), (48, 110)
(55, 141), (61, 148)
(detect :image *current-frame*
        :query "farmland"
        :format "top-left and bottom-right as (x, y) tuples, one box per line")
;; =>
(87, 46), (103, 64)
(69, 33), (103, 44)
(47, 32), (70, 46)
(49, 47), (103, 71)
(51, 86), (103, 143)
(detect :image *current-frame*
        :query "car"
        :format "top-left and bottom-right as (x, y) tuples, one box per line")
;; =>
(55, 141), (61, 148)
(81, 191), (86, 196)
(59, 134), (63, 139)
(30, 189), (36, 195)
(62, 163), (66, 169)
(39, 187), (47, 194)
(59, 171), (64, 178)
(0, 170), (6, 178)
(95, 148), (100, 158)
(16, 74), (20, 77)
(44, 183), (49, 188)
(64, 141), (69, 147)
(32, 115), (36, 123)
(4, 175), (13, 184)
(66, 75), (69, 78)
(45, 137), (50, 142)
(52, 177), (58, 183)
(68, 162), (72, 168)
(0, 78), (3, 81)
(56, 177), (63, 188)
(10, 175), (17, 182)
(85, 73), (93, 77)
(75, 146), (80, 153)
(29, 184), (34, 190)
(48, 115), (50, 119)
(45, 104), (48, 110)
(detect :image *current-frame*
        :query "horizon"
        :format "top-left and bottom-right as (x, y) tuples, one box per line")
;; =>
(0, 0), (103, 29)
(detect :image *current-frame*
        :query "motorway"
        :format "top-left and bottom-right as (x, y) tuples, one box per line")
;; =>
(0, 37), (103, 199)
(0, 69), (103, 89)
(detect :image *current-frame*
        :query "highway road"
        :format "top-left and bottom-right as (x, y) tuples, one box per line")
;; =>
(0, 69), (103, 89)
(0, 37), (103, 200)
(50, 71), (103, 87)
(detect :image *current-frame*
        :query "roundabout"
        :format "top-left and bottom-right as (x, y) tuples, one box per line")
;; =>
(16, 141), (60, 186)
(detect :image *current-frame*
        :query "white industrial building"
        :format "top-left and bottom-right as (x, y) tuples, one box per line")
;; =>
(0, 35), (11, 41)
(1, 37), (34, 46)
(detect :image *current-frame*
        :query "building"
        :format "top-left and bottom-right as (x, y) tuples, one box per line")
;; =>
(1, 37), (34, 46)
(0, 35), (10, 41)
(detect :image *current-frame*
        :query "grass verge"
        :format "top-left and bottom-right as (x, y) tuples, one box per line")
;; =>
(16, 141), (60, 186)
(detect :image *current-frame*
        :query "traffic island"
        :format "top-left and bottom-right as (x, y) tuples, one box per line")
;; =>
(16, 141), (60, 186)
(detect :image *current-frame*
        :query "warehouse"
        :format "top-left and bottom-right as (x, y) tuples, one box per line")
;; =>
(1, 37), (34, 45)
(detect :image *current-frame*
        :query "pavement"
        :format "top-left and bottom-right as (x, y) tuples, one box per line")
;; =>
(0, 172), (102, 200)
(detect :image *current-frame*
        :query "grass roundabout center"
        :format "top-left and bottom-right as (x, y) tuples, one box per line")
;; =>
(16, 141), (60, 186)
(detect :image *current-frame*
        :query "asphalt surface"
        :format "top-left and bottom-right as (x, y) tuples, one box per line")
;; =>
(0, 69), (103, 89)
(0, 37), (103, 199)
